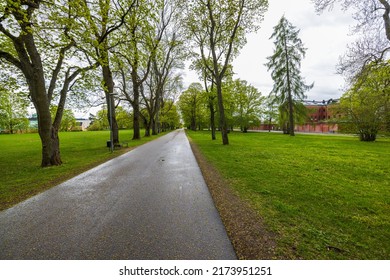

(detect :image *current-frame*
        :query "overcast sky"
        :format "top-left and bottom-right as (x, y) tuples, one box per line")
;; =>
(182, 0), (358, 102)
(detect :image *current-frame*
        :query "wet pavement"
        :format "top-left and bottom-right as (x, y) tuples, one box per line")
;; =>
(0, 129), (236, 260)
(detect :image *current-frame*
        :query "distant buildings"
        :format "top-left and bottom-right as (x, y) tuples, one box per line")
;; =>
(27, 115), (91, 131)
(75, 119), (92, 131)
(252, 99), (343, 133)
(295, 99), (341, 133)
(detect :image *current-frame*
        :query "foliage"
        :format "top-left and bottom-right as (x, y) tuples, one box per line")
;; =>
(0, 0), (99, 166)
(50, 106), (76, 132)
(229, 79), (264, 132)
(339, 61), (390, 141)
(312, 0), (390, 80)
(183, 0), (269, 145)
(266, 16), (313, 136)
(188, 130), (390, 259)
(177, 83), (208, 130)
(262, 95), (280, 130)
(160, 101), (181, 130)
(88, 106), (132, 131)
(0, 76), (29, 133)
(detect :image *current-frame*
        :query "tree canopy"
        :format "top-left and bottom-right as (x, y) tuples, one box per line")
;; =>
(266, 16), (313, 136)
(339, 61), (390, 141)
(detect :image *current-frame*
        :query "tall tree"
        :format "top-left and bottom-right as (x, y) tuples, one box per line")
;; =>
(178, 83), (205, 131)
(159, 100), (180, 130)
(184, 0), (268, 145)
(115, 0), (173, 140)
(339, 61), (390, 141)
(151, 30), (185, 135)
(312, 0), (390, 80)
(265, 16), (313, 136)
(230, 79), (264, 133)
(0, 1), (95, 166)
(71, 0), (137, 145)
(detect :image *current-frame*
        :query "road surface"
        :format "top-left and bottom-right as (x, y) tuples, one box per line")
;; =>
(0, 129), (236, 260)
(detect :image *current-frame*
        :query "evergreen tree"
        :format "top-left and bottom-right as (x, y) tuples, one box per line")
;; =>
(265, 16), (313, 136)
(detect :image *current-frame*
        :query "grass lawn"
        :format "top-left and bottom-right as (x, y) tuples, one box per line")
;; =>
(187, 131), (390, 259)
(0, 130), (165, 210)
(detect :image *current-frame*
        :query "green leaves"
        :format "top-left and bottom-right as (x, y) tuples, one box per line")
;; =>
(265, 16), (313, 135)
(339, 60), (390, 140)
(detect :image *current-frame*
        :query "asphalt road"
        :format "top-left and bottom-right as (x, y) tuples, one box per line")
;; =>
(0, 129), (236, 260)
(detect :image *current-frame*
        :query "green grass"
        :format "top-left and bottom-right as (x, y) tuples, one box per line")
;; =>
(0, 130), (165, 210)
(187, 131), (390, 259)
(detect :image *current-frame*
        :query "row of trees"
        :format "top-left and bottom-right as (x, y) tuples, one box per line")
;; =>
(0, 0), (270, 167)
(1, 0), (388, 169)
(0, 0), (186, 166)
(178, 80), (264, 133)
(313, 0), (390, 141)
(88, 102), (180, 132)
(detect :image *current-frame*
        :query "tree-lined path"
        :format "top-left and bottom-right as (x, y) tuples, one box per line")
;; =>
(0, 129), (236, 259)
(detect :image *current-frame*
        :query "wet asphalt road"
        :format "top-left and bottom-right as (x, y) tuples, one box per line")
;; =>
(0, 129), (236, 260)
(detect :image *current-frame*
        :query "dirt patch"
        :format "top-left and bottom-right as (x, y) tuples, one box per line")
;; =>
(189, 140), (277, 260)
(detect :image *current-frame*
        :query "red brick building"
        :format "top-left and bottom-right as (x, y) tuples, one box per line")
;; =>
(295, 100), (341, 133)
(251, 99), (342, 133)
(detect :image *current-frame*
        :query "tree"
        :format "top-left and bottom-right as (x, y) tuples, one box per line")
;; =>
(116, 106), (133, 129)
(265, 16), (314, 136)
(0, 1), (96, 166)
(190, 59), (233, 140)
(114, 0), (173, 140)
(178, 83), (207, 130)
(339, 61), (390, 141)
(88, 108), (109, 131)
(263, 96), (279, 132)
(312, 0), (390, 80)
(50, 106), (76, 132)
(230, 79), (264, 133)
(140, 20), (186, 137)
(160, 100), (180, 130)
(70, 0), (137, 145)
(0, 76), (29, 133)
(184, 0), (268, 145)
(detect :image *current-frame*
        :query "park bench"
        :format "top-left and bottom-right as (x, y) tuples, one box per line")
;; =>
(106, 140), (129, 149)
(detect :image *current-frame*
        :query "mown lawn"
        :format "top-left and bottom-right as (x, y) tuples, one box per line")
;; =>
(187, 131), (390, 259)
(0, 130), (165, 210)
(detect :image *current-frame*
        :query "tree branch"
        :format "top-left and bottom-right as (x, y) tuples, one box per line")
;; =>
(0, 50), (22, 70)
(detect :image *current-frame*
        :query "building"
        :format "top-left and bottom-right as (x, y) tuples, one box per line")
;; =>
(295, 99), (341, 133)
(76, 119), (92, 131)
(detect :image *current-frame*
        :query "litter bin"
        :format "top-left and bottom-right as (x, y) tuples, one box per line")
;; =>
(106, 140), (111, 147)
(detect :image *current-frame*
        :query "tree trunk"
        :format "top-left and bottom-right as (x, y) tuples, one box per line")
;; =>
(132, 88), (141, 140)
(360, 132), (377, 141)
(142, 114), (151, 137)
(284, 36), (295, 136)
(152, 117), (158, 135)
(102, 64), (119, 145)
(209, 100), (216, 140)
(50, 126), (62, 165)
(268, 117), (272, 132)
(190, 115), (196, 131)
(29, 73), (61, 167)
(144, 122), (151, 137)
(216, 78), (229, 145)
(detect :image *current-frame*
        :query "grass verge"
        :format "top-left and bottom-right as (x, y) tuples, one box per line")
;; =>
(187, 131), (390, 259)
(0, 130), (165, 210)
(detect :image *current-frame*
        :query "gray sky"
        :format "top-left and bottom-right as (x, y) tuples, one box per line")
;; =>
(183, 0), (357, 102)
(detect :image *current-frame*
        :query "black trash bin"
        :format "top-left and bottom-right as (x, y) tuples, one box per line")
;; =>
(106, 140), (111, 147)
